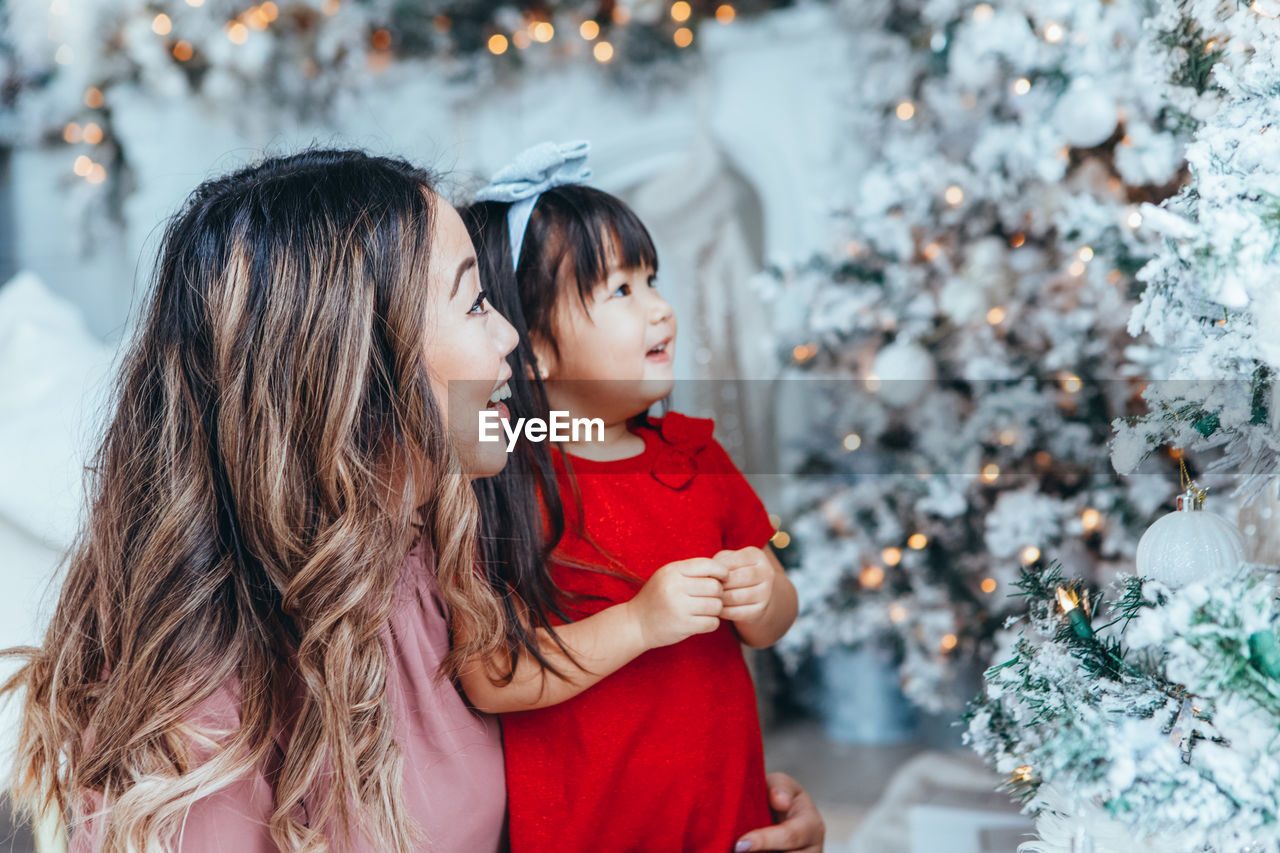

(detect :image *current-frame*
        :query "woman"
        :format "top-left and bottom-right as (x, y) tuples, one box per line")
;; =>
(2, 149), (822, 851)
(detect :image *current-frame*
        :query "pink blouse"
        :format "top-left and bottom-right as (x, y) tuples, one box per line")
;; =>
(71, 538), (507, 852)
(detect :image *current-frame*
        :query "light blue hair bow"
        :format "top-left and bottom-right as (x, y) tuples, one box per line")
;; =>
(474, 140), (592, 271)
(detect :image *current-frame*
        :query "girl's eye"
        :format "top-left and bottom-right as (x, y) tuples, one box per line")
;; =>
(469, 290), (489, 315)
(647, 276), (658, 289)
(611, 283), (632, 298)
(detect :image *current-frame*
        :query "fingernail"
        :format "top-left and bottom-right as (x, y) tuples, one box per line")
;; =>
(735, 841), (754, 852)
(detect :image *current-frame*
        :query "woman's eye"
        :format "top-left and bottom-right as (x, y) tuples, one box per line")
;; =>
(612, 283), (632, 297)
(647, 276), (658, 289)
(469, 290), (489, 315)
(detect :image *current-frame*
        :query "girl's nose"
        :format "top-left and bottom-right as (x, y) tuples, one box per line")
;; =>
(649, 291), (674, 325)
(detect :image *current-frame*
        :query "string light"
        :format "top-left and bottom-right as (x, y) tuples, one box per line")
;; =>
(981, 463), (1000, 483)
(792, 343), (817, 363)
(1082, 508), (1102, 531)
(981, 577), (998, 593)
(1127, 210), (1143, 228)
(864, 374), (881, 392)
(860, 566), (885, 589)
(261, 2), (278, 21)
(83, 123), (103, 144)
(227, 21), (250, 43)
(998, 428), (1018, 446)
(843, 433), (862, 452)
(186, 0), (205, 6)
(152, 13), (172, 35)
(716, 4), (736, 23)
(1034, 450), (1052, 467)
(246, 6), (270, 29)
(987, 306), (1006, 325)
(940, 633), (958, 652)
(908, 533), (928, 550)
(1022, 545), (1041, 564)
(371, 29), (392, 50)
(1077, 246), (1094, 262)
(1013, 77), (1031, 95)
(73, 155), (92, 177)
(1061, 373), (1082, 393)
(896, 101), (915, 120)
(580, 20), (599, 39)
(1044, 22), (1064, 42)
(889, 603), (909, 623)
(532, 21), (554, 42)
(881, 547), (903, 567)
(771, 530), (791, 548)
(972, 4), (994, 22)
(62, 122), (82, 144)
(944, 185), (964, 205)
(84, 87), (104, 108)
(1068, 260), (1086, 276)
(593, 40), (614, 62)
(671, 1), (692, 22)
(1055, 586), (1094, 639)
(922, 242), (941, 261)
(488, 33), (509, 54)
(612, 6), (631, 23)
(512, 30), (532, 49)
(768, 513), (781, 530)
(674, 27), (693, 47)
(87, 163), (107, 184)
(173, 40), (194, 60)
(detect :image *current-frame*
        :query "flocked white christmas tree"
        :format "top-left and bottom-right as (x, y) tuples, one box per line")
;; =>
(771, 0), (1186, 712)
(967, 3), (1280, 850)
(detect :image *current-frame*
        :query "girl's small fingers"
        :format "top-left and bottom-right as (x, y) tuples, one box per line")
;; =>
(692, 597), (723, 617)
(693, 615), (721, 634)
(687, 577), (725, 598)
(724, 565), (765, 590)
(721, 584), (766, 607)
(721, 603), (765, 621)
(682, 557), (729, 581)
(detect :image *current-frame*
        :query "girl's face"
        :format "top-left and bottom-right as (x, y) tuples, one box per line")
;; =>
(423, 201), (519, 479)
(537, 259), (677, 423)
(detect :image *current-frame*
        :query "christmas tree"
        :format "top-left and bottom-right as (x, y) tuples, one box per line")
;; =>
(967, 3), (1280, 849)
(771, 0), (1186, 712)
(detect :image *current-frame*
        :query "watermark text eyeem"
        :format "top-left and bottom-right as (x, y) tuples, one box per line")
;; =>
(479, 410), (605, 452)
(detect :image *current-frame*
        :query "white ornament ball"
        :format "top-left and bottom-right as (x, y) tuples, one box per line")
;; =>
(871, 341), (936, 407)
(1135, 495), (1245, 588)
(1053, 81), (1118, 149)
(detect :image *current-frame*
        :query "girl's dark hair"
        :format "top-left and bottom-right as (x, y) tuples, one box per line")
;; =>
(460, 184), (659, 679)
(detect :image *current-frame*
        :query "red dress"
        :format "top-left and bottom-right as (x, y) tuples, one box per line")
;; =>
(502, 413), (775, 853)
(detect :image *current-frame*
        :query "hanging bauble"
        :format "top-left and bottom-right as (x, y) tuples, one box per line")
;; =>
(871, 340), (936, 407)
(1052, 80), (1118, 149)
(1135, 488), (1245, 589)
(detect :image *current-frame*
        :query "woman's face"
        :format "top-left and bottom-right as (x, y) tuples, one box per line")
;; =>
(423, 201), (519, 480)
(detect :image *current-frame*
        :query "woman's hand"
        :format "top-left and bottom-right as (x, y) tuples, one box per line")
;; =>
(623, 557), (727, 650)
(734, 772), (826, 852)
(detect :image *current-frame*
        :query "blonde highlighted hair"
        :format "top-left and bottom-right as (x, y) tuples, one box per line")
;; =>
(2, 150), (507, 851)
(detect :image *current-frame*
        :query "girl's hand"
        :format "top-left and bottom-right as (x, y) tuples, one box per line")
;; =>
(714, 545), (798, 649)
(716, 547), (774, 624)
(624, 558), (728, 650)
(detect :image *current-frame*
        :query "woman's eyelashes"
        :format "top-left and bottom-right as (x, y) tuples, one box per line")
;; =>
(468, 289), (490, 315)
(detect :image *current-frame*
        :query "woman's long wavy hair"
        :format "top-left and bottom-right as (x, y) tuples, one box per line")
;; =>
(2, 149), (507, 852)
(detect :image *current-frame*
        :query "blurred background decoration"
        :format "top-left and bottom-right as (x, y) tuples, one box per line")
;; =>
(3, 0), (1280, 850)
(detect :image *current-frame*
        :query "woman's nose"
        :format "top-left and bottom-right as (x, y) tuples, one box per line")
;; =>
(493, 309), (519, 358)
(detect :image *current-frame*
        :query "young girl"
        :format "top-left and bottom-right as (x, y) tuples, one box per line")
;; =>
(460, 144), (799, 852)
